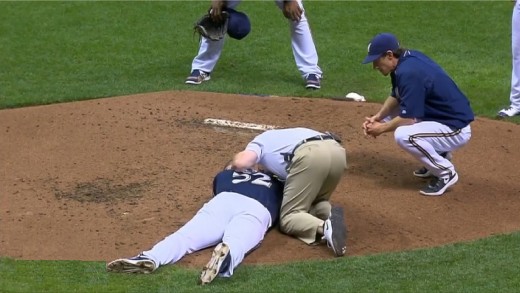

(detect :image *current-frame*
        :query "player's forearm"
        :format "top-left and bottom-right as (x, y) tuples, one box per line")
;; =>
(375, 96), (399, 120)
(232, 150), (258, 170)
(384, 116), (415, 132)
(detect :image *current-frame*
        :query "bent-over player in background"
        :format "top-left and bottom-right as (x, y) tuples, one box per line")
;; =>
(361, 33), (474, 196)
(185, 0), (323, 89)
(106, 167), (283, 285)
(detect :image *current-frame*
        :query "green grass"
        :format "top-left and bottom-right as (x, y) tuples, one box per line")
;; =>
(1, 1), (520, 292)
(1, 232), (519, 292)
(0, 1), (518, 122)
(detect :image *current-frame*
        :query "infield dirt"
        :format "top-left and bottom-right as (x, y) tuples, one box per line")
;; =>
(1, 90), (519, 268)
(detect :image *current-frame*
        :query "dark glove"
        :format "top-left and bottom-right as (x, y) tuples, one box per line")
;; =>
(193, 11), (229, 41)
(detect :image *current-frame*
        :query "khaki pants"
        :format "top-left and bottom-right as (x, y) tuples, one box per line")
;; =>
(279, 139), (347, 244)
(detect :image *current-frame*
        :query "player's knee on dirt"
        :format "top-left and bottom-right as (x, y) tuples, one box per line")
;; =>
(278, 213), (307, 235)
(310, 201), (331, 220)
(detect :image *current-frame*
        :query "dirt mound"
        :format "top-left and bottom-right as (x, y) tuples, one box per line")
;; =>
(1, 91), (519, 268)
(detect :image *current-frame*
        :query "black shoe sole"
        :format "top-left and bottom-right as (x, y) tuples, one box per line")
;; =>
(329, 206), (347, 257)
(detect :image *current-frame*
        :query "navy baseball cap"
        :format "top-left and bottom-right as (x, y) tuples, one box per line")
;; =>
(362, 33), (400, 64)
(225, 8), (250, 40)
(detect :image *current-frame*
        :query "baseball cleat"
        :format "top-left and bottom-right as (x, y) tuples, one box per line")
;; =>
(497, 106), (520, 118)
(305, 73), (321, 89)
(322, 206), (347, 257)
(200, 242), (231, 285)
(420, 172), (458, 196)
(185, 69), (211, 85)
(106, 254), (157, 274)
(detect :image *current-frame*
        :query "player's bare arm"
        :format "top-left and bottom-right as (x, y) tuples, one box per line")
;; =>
(362, 96), (399, 134)
(365, 116), (414, 138)
(210, 0), (226, 22)
(231, 150), (258, 170)
(375, 96), (399, 120)
(282, 0), (302, 21)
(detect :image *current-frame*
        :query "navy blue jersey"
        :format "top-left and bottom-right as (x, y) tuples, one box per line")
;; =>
(213, 169), (284, 224)
(390, 50), (474, 129)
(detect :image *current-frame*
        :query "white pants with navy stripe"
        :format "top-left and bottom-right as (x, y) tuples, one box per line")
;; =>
(394, 122), (471, 178)
(140, 192), (271, 277)
(190, 0), (322, 78)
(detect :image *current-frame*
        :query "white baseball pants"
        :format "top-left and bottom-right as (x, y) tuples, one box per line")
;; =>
(190, 0), (322, 78)
(394, 122), (471, 179)
(510, 1), (520, 110)
(140, 191), (271, 277)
